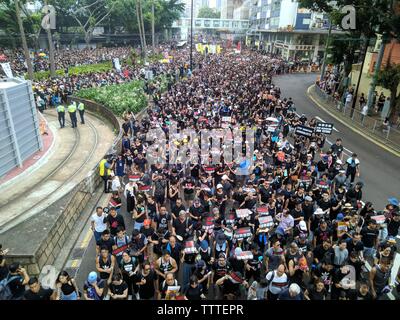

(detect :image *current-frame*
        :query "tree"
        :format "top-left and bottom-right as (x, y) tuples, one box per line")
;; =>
(299, 0), (397, 88)
(197, 6), (220, 19)
(15, 0), (34, 79)
(53, 0), (117, 46)
(376, 63), (400, 121)
(0, 0), (42, 48)
(136, 0), (146, 55)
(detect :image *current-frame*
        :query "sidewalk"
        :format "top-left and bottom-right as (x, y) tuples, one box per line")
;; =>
(307, 84), (400, 157)
(0, 109), (115, 233)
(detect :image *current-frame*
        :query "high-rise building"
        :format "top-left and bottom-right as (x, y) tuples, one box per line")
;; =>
(221, 0), (245, 19)
(247, 0), (337, 62)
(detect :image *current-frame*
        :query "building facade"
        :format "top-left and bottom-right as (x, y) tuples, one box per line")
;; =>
(247, 0), (333, 62)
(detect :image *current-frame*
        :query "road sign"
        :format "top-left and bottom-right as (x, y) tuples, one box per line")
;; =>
(315, 122), (334, 134)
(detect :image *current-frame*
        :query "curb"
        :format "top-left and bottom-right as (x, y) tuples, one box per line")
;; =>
(306, 85), (400, 158)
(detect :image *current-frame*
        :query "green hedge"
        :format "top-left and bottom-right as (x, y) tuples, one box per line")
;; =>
(31, 62), (113, 81)
(76, 80), (148, 116)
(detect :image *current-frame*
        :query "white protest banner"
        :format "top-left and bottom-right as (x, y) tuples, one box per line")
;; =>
(1, 62), (13, 78)
(113, 58), (121, 72)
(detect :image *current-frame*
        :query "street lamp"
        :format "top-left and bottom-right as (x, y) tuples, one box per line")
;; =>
(190, 0), (194, 71)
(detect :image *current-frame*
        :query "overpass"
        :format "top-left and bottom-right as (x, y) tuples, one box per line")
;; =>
(172, 18), (250, 32)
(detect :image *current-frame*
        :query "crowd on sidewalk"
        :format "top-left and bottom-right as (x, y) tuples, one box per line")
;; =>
(317, 69), (399, 127)
(0, 47), (399, 301)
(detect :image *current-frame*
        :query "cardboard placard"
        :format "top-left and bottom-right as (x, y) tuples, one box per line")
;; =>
(234, 227), (252, 239)
(371, 215), (386, 224)
(236, 209), (251, 219)
(112, 244), (130, 256)
(236, 251), (254, 260)
(258, 215), (274, 229)
(257, 206), (269, 215)
(295, 125), (314, 138)
(184, 241), (198, 254)
(129, 175), (141, 182)
(222, 116), (231, 122)
(138, 185), (151, 192)
(204, 166), (215, 173)
(315, 122), (334, 134)
(337, 221), (347, 232)
(225, 213), (236, 225)
(203, 216), (215, 231)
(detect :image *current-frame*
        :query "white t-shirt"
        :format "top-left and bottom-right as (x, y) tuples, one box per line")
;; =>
(346, 93), (353, 103)
(91, 213), (108, 233)
(266, 271), (288, 295)
(361, 105), (368, 116)
(112, 178), (121, 192)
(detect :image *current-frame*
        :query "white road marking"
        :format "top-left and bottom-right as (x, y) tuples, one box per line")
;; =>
(315, 116), (339, 132)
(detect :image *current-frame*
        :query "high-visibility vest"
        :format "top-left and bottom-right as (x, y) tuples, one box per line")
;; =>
(68, 103), (76, 113)
(78, 102), (85, 111)
(57, 105), (65, 113)
(99, 159), (111, 176)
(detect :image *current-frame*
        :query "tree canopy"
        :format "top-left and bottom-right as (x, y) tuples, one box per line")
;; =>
(197, 6), (220, 19)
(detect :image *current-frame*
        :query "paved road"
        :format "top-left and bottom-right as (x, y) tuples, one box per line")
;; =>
(274, 73), (400, 210)
(70, 73), (400, 298)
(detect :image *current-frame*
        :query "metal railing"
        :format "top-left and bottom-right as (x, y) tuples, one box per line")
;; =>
(312, 85), (400, 151)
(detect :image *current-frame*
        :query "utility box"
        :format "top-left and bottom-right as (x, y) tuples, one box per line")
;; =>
(0, 78), (42, 178)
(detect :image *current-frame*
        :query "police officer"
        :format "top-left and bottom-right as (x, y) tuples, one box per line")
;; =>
(68, 101), (78, 128)
(99, 156), (113, 193)
(78, 101), (85, 124)
(56, 104), (65, 128)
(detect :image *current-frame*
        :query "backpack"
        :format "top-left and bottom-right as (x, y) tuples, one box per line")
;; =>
(0, 275), (20, 300)
(266, 270), (275, 289)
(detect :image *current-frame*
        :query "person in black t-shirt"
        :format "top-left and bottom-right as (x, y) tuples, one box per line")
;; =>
(189, 199), (205, 222)
(109, 274), (128, 300)
(104, 207), (125, 236)
(312, 240), (333, 266)
(96, 230), (115, 254)
(348, 282), (373, 300)
(24, 277), (55, 300)
(304, 278), (327, 300)
(183, 275), (204, 300)
(153, 206), (172, 231)
(171, 198), (186, 220)
(136, 261), (157, 300)
(360, 220), (379, 259)
(330, 139), (344, 161)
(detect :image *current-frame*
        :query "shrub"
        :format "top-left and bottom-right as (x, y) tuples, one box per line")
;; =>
(31, 62), (113, 80)
(76, 80), (148, 116)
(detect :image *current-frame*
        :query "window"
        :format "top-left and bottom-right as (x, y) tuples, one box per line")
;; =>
(213, 20), (220, 28)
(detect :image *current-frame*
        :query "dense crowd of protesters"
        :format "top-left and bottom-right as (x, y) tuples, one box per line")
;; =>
(0, 46), (399, 301)
(1, 46), (132, 73)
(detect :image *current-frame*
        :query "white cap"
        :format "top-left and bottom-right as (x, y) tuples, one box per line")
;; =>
(217, 184), (223, 189)
(299, 220), (307, 231)
(336, 159), (343, 164)
(314, 208), (324, 215)
(289, 283), (301, 295)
